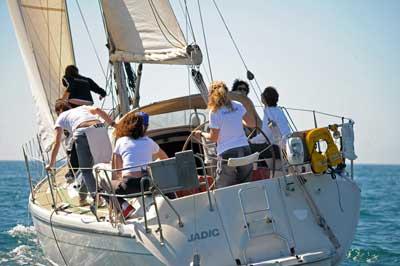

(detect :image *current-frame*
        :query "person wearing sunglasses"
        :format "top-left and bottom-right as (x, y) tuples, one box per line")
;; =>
(231, 79), (250, 96)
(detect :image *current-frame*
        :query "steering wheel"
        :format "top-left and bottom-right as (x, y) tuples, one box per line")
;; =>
(247, 127), (258, 141)
(182, 120), (209, 151)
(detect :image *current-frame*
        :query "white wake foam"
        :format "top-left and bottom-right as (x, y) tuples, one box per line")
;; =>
(0, 224), (51, 265)
(7, 224), (36, 237)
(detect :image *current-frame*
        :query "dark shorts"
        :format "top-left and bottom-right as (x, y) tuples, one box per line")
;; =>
(113, 176), (176, 203)
(216, 145), (253, 188)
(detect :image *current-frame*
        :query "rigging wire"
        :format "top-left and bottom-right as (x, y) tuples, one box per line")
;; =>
(181, 0), (202, 158)
(75, 0), (115, 111)
(147, 0), (186, 48)
(178, 0), (212, 83)
(179, 0), (204, 79)
(196, 0), (213, 82)
(181, 0), (197, 44)
(211, 0), (263, 99)
(46, 0), (52, 105)
(178, 0), (212, 104)
(97, 0), (115, 107)
(97, 0), (110, 44)
(182, 0), (193, 116)
(200, 64), (211, 85)
(210, 0), (252, 74)
(100, 63), (112, 110)
(75, 0), (106, 79)
(58, 1), (64, 97)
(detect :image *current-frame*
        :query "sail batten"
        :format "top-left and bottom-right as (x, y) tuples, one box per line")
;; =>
(101, 0), (202, 65)
(20, 4), (66, 12)
(8, 0), (75, 150)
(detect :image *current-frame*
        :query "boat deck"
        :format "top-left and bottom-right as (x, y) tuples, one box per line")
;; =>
(32, 162), (269, 220)
(33, 166), (109, 218)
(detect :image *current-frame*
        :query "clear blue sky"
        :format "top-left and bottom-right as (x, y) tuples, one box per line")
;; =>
(1, 0), (399, 164)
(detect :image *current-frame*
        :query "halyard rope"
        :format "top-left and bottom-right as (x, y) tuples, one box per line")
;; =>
(75, 0), (106, 79)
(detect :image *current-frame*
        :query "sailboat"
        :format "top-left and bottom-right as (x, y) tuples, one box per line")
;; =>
(8, 0), (360, 265)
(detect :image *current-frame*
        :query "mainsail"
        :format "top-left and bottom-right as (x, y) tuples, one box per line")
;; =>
(8, 0), (75, 150)
(101, 0), (202, 65)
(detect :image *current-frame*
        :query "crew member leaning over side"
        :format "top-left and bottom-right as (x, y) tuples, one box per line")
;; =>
(46, 100), (116, 206)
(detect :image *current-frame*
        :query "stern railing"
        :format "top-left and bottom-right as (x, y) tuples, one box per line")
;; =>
(254, 105), (356, 179)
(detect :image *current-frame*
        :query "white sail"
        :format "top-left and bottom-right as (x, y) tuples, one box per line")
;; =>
(101, 0), (202, 65)
(8, 0), (75, 150)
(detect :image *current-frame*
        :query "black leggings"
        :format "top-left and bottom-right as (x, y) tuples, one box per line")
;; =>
(113, 176), (150, 205)
(111, 176), (177, 205)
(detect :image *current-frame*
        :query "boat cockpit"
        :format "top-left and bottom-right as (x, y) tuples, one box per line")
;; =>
(23, 92), (358, 228)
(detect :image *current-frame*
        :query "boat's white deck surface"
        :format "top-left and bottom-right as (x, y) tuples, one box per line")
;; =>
(34, 166), (109, 217)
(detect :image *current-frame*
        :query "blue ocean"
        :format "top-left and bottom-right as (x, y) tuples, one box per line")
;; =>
(0, 161), (399, 265)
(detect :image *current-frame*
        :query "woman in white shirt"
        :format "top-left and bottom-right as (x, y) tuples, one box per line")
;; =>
(194, 81), (255, 188)
(250, 86), (291, 158)
(111, 112), (168, 219)
(46, 100), (115, 206)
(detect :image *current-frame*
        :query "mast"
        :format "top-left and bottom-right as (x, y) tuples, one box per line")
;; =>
(114, 62), (131, 114)
(132, 63), (143, 109)
(99, 0), (131, 115)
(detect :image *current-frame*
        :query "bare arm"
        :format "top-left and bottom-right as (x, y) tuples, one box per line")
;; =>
(153, 148), (168, 160)
(111, 153), (123, 180)
(46, 127), (63, 170)
(89, 107), (115, 127)
(242, 112), (256, 128)
(61, 90), (69, 101)
(194, 128), (219, 143)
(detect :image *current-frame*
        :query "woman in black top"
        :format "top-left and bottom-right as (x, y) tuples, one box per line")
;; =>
(62, 65), (106, 107)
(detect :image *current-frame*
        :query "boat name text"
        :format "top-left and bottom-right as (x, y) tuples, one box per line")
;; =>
(187, 228), (220, 242)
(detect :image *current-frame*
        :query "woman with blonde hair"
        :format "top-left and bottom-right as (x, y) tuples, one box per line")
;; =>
(194, 81), (255, 187)
(111, 112), (168, 219)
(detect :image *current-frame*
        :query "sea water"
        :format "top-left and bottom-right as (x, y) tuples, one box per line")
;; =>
(0, 161), (399, 265)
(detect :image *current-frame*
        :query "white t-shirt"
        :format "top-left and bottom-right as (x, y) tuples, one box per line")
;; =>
(54, 106), (98, 133)
(113, 136), (160, 175)
(250, 106), (291, 144)
(209, 101), (249, 155)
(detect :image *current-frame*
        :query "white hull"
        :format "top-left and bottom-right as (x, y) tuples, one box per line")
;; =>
(30, 174), (360, 266)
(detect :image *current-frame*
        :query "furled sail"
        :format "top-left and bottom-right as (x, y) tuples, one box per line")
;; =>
(8, 0), (75, 150)
(101, 0), (202, 65)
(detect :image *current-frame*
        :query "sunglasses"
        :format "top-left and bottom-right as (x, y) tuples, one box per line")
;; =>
(236, 86), (249, 92)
